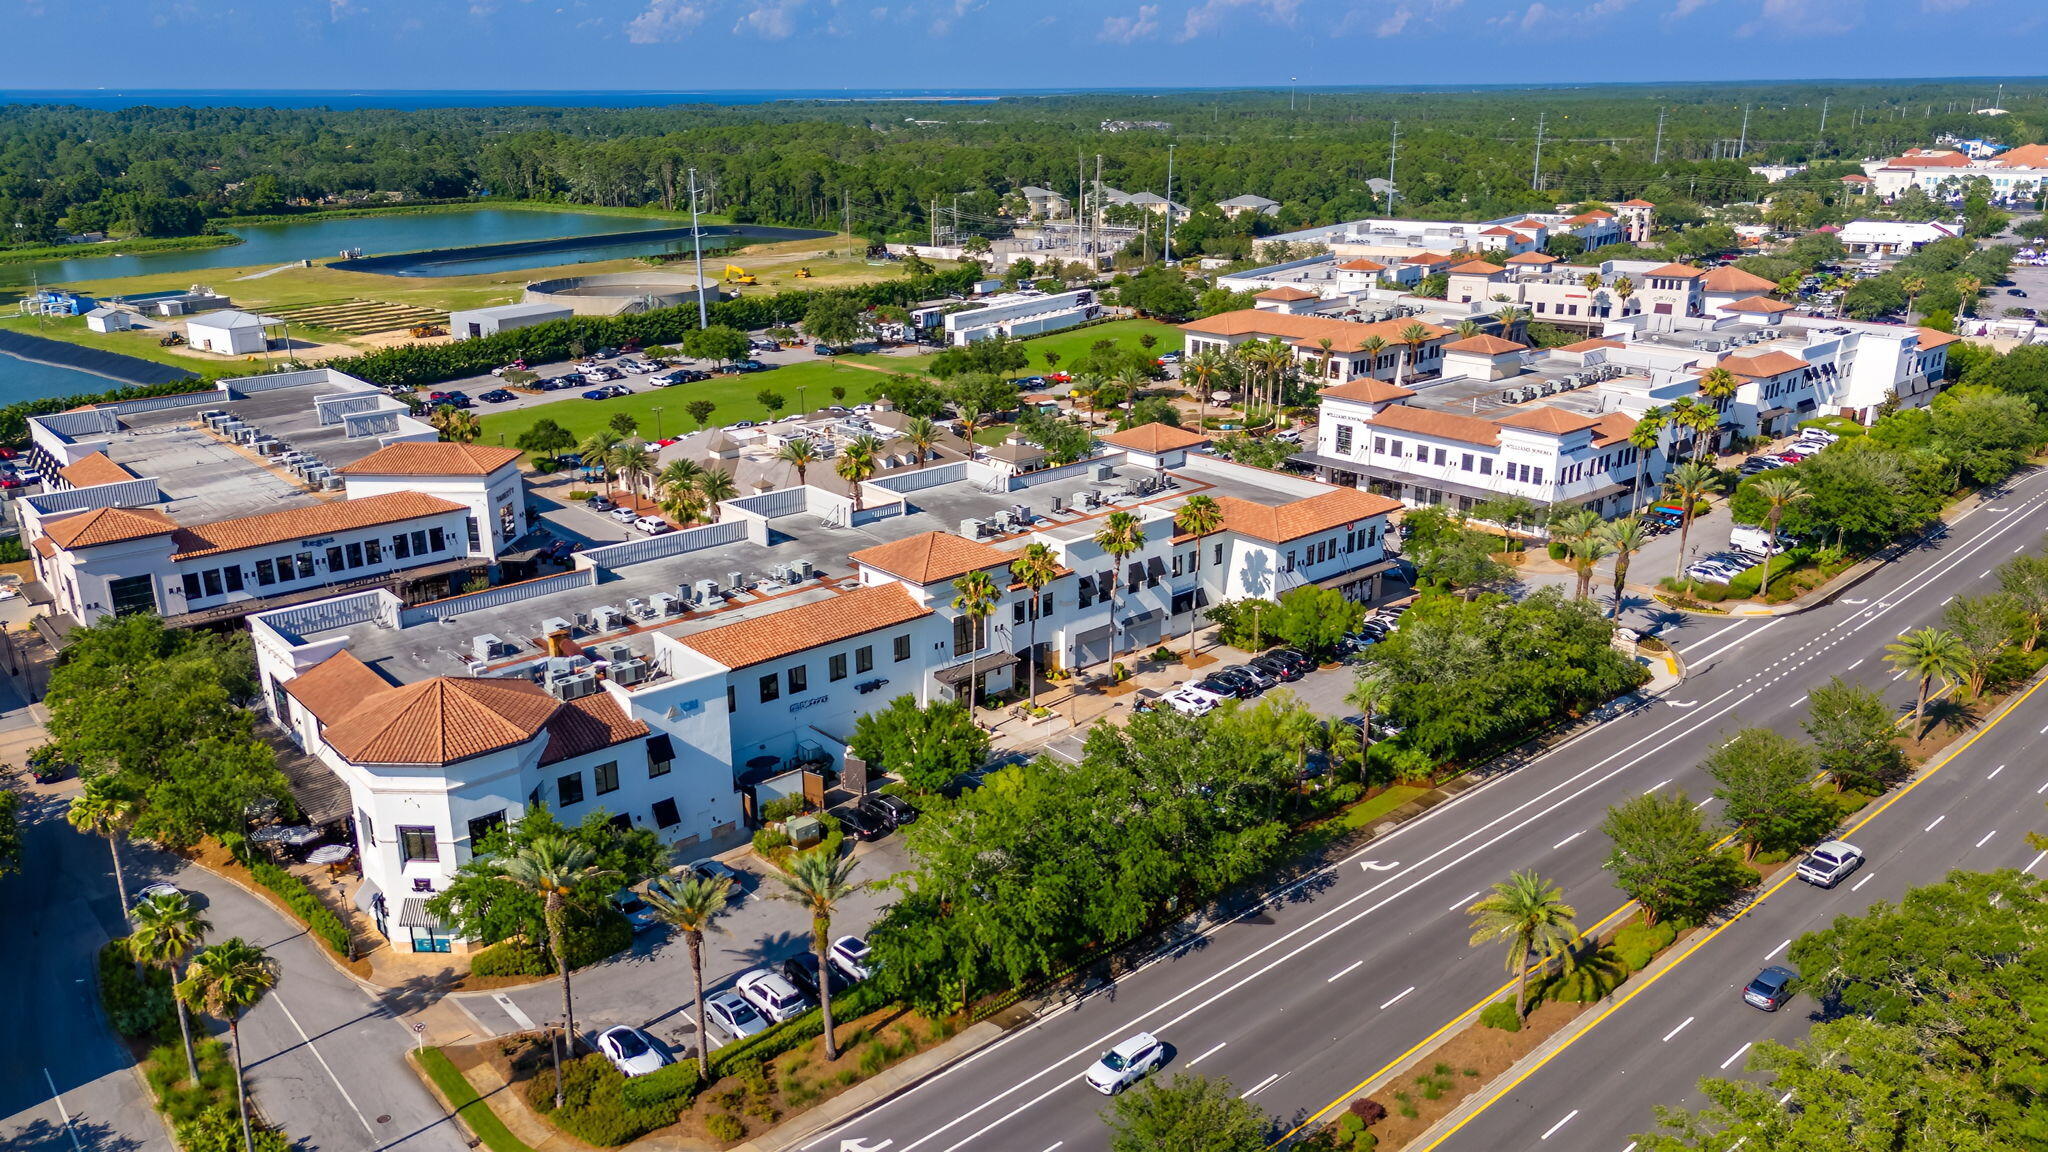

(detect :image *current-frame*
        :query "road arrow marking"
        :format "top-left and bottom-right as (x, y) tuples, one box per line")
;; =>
(843, 1140), (895, 1152)
(1360, 860), (1399, 872)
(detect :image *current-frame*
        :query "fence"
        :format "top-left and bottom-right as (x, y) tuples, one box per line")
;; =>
(23, 478), (161, 517)
(578, 520), (748, 570)
(255, 590), (397, 645)
(398, 567), (597, 626)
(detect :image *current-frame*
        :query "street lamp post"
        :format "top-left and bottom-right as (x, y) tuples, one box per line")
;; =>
(652, 406), (664, 439)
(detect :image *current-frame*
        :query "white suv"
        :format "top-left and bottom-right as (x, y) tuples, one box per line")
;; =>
(1796, 840), (1863, 888)
(1165, 685), (1224, 717)
(1084, 1032), (1166, 1095)
(736, 969), (811, 1023)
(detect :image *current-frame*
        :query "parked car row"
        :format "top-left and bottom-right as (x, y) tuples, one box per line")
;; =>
(833, 792), (920, 841)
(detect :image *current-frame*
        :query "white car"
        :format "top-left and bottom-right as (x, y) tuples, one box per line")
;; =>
(618, 359), (656, 374)
(704, 990), (768, 1041)
(135, 881), (183, 907)
(736, 969), (812, 1023)
(633, 516), (672, 535)
(830, 934), (874, 981)
(1084, 1031), (1167, 1095)
(1796, 840), (1863, 888)
(609, 505), (640, 524)
(596, 1025), (672, 1076)
(1686, 560), (1746, 584)
(1164, 685), (1223, 717)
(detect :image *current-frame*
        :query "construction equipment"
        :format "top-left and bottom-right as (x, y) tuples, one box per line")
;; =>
(723, 264), (757, 285)
(158, 332), (186, 347)
(408, 324), (447, 338)
(794, 267), (814, 279)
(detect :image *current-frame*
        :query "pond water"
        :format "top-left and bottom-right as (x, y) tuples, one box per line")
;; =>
(0, 349), (136, 405)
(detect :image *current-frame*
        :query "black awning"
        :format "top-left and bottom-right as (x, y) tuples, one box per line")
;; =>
(1145, 556), (1167, 581)
(645, 733), (675, 763)
(934, 651), (1017, 686)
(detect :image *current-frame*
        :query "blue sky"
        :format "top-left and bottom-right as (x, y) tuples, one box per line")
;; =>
(7, 0), (2045, 92)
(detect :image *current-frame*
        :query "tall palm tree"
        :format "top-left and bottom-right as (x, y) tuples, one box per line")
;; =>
(66, 784), (137, 928)
(1395, 322), (1432, 387)
(1113, 364), (1154, 425)
(641, 875), (733, 1077)
(130, 891), (210, 1084)
(1665, 460), (1724, 580)
(1581, 271), (1603, 293)
(1348, 672), (1390, 759)
(902, 415), (940, 469)
(657, 457), (704, 500)
(577, 432), (620, 485)
(607, 442), (655, 512)
(496, 836), (614, 1106)
(1093, 510), (1147, 667)
(1567, 527), (1614, 602)
(837, 434), (882, 513)
(775, 848), (861, 1061)
(1684, 402), (1723, 462)
(949, 570), (1001, 716)
(1071, 373), (1106, 426)
(696, 468), (738, 517)
(1955, 276), (1981, 317)
(777, 437), (817, 487)
(1885, 627), (1968, 726)
(1491, 307), (1528, 343)
(1550, 508), (1603, 599)
(1184, 350), (1223, 434)
(1173, 495), (1225, 658)
(1753, 475), (1808, 599)
(1901, 274), (1927, 318)
(1466, 870), (1579, 1022)
(179, 939), (279, 1152)
(661, 486), (707, 527)
(1598, 517), (1650, 620)
(1628, 407), (1666, 512)
(1009, 543), (1061, 707)
(1697, 366), (1739, 409)
(1315, 337), (1337, 382)
(1357, 335), (1389, 381)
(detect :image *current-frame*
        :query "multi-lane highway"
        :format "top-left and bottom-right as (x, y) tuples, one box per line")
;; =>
(792, 466), (2048, 1152)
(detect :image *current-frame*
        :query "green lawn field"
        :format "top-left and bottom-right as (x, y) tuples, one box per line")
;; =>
(479, 359), (897, 448)
(839, 317), (1185, 379)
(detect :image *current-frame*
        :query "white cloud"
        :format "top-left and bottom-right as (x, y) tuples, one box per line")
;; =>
(626, 0), (708, 41)
(1668, 0), (1712, 17)
(1375, 5), (1411, 34)
(328, 0), (352, 17)
(1738, 0), (1861, 35)
(1100, 3), (1159, 41)
(1176, 0), (1302, 41)
(735, 0), (805, 37)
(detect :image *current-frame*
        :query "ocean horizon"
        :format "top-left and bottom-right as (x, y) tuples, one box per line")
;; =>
(0, 87), (1155, 111)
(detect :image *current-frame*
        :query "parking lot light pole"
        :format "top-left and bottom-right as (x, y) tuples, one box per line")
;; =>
(652, 407), (664, 438)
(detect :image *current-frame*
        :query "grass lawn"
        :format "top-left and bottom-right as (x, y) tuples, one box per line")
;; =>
(480, 360), (893, 449)
(415, 1048), (536, 1152)
(1325, 784), (1432, 834)
(840, 317), (1185, 379)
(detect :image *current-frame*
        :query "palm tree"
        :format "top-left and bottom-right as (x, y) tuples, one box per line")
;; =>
(1885, 627), (1968, 726)
(429, 405), (482, 444)
(1665, 460), (1724, 580)
(1253, 340), (1293, 415)
(1955, 276), (1981, 317)
(775, 848), (861, 1061)
(1753, 475), (1808, 599)
(1598, 517), (1650, 620)
(1697, 365), (1739, 410)
(1009, 543), (1061, 707)
(1093, 510), (1147, 667)
(1466, 870), (1579, 1022)
(1568, 527), (1614, 602)
(1347, 672), (1390, 759)
(657, 456), (704, 499)
(1173, 495), (1225, 658)
(1454, 319), (1482, 339)
(902, 415), (940, 469)
(66, 784), (137, 928)
(1357, 335), (1389, 381)
(1901, 274), (1926, 318)
(837, 434), (882, 513)
(777, 437), (817, 487)
(641, 875), (733, 1076)
(661, 486), (707, 527)
(696, 468), (738, 518)
(577, 432), (620, 485)
(1315, 336), (1337, 382)
(1581, 271), (1603, 293)
(1395, 322), (1432, 387)
(949, 570), (1002, 717)
(1071, 373), (1106, 426)
(496, 836), (614, 1106)
(1184, 350), (1223, 434)
(1627, 408), (1666, 512)
(1612, 274), (1636, 314)
(130, 891), (210, 1084)
(179, 939), (279, 1152)
(954, 398), (989, 446)
(1685, 401), (1723, 462)
(607, 442), (655, 512)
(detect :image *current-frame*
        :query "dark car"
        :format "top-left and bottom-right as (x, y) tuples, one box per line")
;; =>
(1743, 965), (1796, 1011)
(814, 344), (840, 356)
(1209, 666), (1262, 695)
(1272, 648), (1317, 673)
(542, 538), (583, 563)
(833, 804), (888, 841)
(729, 360), (770, 373)
(865, 793), (920, 827)
(1225, 663), (1278, 692)
(1195, 675), (1251, 700)
(478, 389), (516, 404)
(781, 951), (854, 999)
(1252, 653), (1305, 681)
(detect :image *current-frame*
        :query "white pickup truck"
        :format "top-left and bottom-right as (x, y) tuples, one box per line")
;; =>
(1796, 840), (1864, 888)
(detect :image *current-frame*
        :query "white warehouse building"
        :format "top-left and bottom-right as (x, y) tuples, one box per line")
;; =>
(941, 289), (1099, 345)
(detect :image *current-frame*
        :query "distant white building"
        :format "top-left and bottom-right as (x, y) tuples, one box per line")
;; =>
(1217, 194), (1281, 219)
(84, 307), (141, 334)
(187, 311), (284, 356)
(1837, 220), (1960, 254)
(941, 289), (1099, 345)
(447, 302), (572, 341)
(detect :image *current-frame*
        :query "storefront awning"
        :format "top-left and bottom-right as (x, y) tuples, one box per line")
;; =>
(1315, 558), (1400, 590)
(934, 651), (1018, 687)
(397, 898), (443, 931)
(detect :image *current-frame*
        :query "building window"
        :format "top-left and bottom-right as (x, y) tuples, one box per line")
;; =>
(759, 673), (780, 702)
(256, 559), (276, 586)
(108, 574), (157, 617)
(411, 530), (429, 555)
(894, 635), (912, 662)
(952, 615), (983, 656)
(429, 527), (447, 553)
(466, 811), (505, 848)
(558, 772), (585, 807)
(326, 546), (345, 571)
(358, 809), (376, 847)
(365, 538), (382, 565)
(787, 665), (808, 694)
(829, 653), (848, 681)
(1433, 447), (1447, 466)
(651, 798), (681, 828)
(1374, 436), (1386, 454)
(394, 533), (412, 559)
(182, 573), (203, 601)
(1480, 458), (1493, 476)
(398, 826), (439, 864)
(1461, 453), (1474, 471)
(855, 645), (874, 673)
(594, 761), (619, 795)
(726, 684), (737, 711)
(346, 542), (364, 569)
(1214, 542), (1224, 566)
(466, 517), (482, 554)
(1335, 425), (1353, 454)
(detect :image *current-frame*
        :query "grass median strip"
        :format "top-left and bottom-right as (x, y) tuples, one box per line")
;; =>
(416, 1047), (536, 1152)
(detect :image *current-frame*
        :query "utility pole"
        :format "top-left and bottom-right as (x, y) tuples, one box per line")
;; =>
(687, 168), (708, 327)
(1163, 143), (1175, 264)
(1531, 112), (1547, 191)
(1290, 77), (1297, 113)
(842, 189), (852, 250)
(929, 197), (937, 248)
(1817, 97), (1829, 149)
(1093, 153), (1104, 270)
(1385, 120), (1400, 215)
(1652, 106), (1665, 163)
(1737, 103), (1750, 157)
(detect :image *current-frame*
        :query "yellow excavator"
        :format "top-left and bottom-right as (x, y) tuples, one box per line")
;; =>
(722, 263), (757, 285)
(793, 267), (814, 279)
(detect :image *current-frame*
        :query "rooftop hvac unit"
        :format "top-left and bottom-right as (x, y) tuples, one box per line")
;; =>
(651, 593), (683, 617)
(960, 517), (985, 538)
(472, 634), (506, 661)
(541, 616), (574, 637)
(322, 476), (344, 491)
(1011, 503), (1031, 524)
(466, 660), (490, 676)
(625, 596), (649, 618)
(610, 659), (649, 687)
(693, 579), (721, 604)
(592, 605), (626, 632)
(727, 571), (746, 591)
(598, 640), (634, 665)
(790, 558), (813, 580)
(548, 672), (598, 701)
(1094, 464), (1117, 481)
(1072, 489), (1096, 510)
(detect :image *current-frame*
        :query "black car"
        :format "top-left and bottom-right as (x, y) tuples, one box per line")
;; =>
(542, 538), (583, 563)
(1194, 675), (1251, 700)
(1209, 666), (1262, 695)
(1252, 653), (1306, 682)
(865, 793), (920, 827)
(781, 951), (854, 999)
(1272, 648), (1317, 673)
(478, 389), (516, 404)
(833, 804), (888, 841)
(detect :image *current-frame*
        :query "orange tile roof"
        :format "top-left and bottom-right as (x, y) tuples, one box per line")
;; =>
(324, 677), (561, 765)
(1216, 488), (1402, 544)
(541, 692), (649, 765)
(1100, 422), (1211, 454)
(1994, 143), (2048, 168)
(1319, 378), (1418, 404)
(849, 531), (1015, 585)
(1699, 266), (1778, 294)
(1590, 411), (1639, 448)
(1617, 199), (1655, 208)
(1495, 406), (1604, 435)
(1505, 251), (1558, 264)
(1443, 334), (1528, 355)
(1718, 349), (1811, 378)
(1448, 260), (1507, 275)
(1255, 286), (1319, 301)
(57, 451), (136, 489)
(1721, 296), (1795, 314)
(1181, 310), (1450, 354)
(1369, 404), (1501, 447)
(1886, 150), (1970, 168)
(1555, 337), (1625, 354)
(1840, 174), (1872, 183)
(1643, 262), (1706, 279)
(340, 442), (523, 477)
(284, 650), (393, 727)
(1513, 218), (1550, 228)
(1337, 258), (1388, 272)
(42, 505), (178, 550)
(1915, 327), (1962, 350)
(1401, 251), (1452, 265)
(674, 582), (930, 669)
(31, 536), (55, 560)
(1478, 226), (1521, 237)
(170, 491), (466, 560)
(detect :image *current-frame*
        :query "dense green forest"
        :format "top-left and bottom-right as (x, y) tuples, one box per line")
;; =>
(2, 83), (2042, 256)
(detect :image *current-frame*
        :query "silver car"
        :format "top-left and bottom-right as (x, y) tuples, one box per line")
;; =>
(704, 990), (767, 1041)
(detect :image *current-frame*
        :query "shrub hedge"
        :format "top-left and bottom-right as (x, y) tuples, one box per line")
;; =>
(98, 940), (177, 1038)
(1477, 999), (1521, 1032)
(1611, 920), (1680, 973)
(247, 860), (354, 957)
(707, 979), (889, 1077)
(470, 912), (633, 978)
(525, 1053), (689, 1146)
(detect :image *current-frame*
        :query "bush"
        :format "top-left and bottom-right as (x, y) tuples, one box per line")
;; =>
(566, 490), (594, 501)
(707, 979), (889, 1077)
(0, 536), (26, 564)
(1337, 1113), (1363, 1138)
(1538, 949), (1629, 1004)
(525, 1053), (679, 1145)
(470, 913), (632, 977)
(1612, 920), (1678, 973)
(760, 794), (808, 823)
(1150, 646), (1182, 664)
(1348, 1098), (1387, 1125)
(1546, 540), (1569, 561)
(247, 860), (353, 957)
(620, 1060), (702, 1110)
(1478, 999), (1521, 1032)
(99, 941), (176, 1038)
(173, 1107), (293, 1152)
(706, 1114), (746, 1143)
(751, 826), (792, 858)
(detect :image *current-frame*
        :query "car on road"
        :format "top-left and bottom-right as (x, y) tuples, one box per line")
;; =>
(830, 935), (874, 982)
(633, 516), (672, 535)
(864, 793), (920, 827)
(814, 344), (840, 356)
(135, 881), (183, 906)
(1156, 351), (1181, 364)
(704, 990), (767, 1041)
(782, 951), (854, 999)
(2010, 288), (2029, 297)
(736, 969), (812, 1023)
(427, 391), (471, 409)
(477, 389), (516, 405)
(1686, 559), (1748, 584)
(609, 505), (641, 523)
(833, 803), (888, 841)
(609, 888), (660, 933)
(1743, 965), (1797, 1011)
(587, 495), (616, 512)
(1165, 684), (1224, 716)
(728, 360), (770, 373)
(1084, 1031), (1167, 1095)
(490, 360), (528, 376)
(596, 1026), (672, 1076)
(1796, 840), (1863, 888)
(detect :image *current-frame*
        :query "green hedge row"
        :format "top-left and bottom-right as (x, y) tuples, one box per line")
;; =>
(246, 860), (354, 958)
(526, 1053), (699, 1146)
(98, 940), (177, 1038)
(470, 912), (632, 977)
(707, 978), (890, 1078)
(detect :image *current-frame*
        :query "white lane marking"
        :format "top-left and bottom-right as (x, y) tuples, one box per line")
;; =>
(1625, 1144), (1639, 1152)
(1779, 1091), (1795, 1106)
(1893, 669), (1907, 680)
(1721, 1042), (1754, 1070)
(1847, 658), (1863, 671)
(1981, 569), (1994, 579)
(1541, 1110), (1580, 1140)
(1695, 798), (1712, 809)
(2019, 545), (2029, 553)
(1360, 860), (1400, 872)
(1040, 1145), (1061, 1152)
(493, 992), (537, 1031)
(272, 995), (378, 1136)
(1682, 619), (1745, 652)
(1989, 764), (2006, 780)
(2026, 852), (2048, 875)
(1448, 890), (1481, 911)
(1688, 618), (1784, 668)
(41, 1069), (84, 1152)
(1328, 961), (1364, 983)
(1554, 830), (1585, 849)
(1380, 986), (1416, 1011)
(2037, 778), (2048, 795)
(1852, 871), (1876, 892)
(1188, 1042), (1226, 1067)
(1977, 830), (1998, 848)
(1643, 778), (1672, 794)
(1926, 814), (1947, 833)
(1766, 938), (1790, 959)
(1241, 1073), (1281, 1099)
(1942, 594), (1956, 605)
(2039, 722), (2048, 734)
(1661, 1016), (1694, 1042)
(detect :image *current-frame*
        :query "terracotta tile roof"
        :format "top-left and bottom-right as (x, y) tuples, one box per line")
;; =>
(1565, 210), (1616, 224)
(1181, 310), (1450, 354)
(541, 692), (649, 765)
(1591, 411), (1639, 448)
(1448, 260), (1507, 275)
(1495, 406), (1604, 435)
(1513, 218), (1550, 228)
(1886, 150), (1970, 168)
(1699, 266), (1778, 294)
(323, 677), (561, 765)
(340, 442), (523, 477)
(1478, 226), (1521, 237)
(1840, 174), (1872, 183)
(1336, 258), (1388, 272)
(1369, 404), (1501, 446)
(675, 582), (930, 669)
(1718, 349), (1811, 378)
(31, 536), (55, 559)
(1721, 296), (1795, 314)
(1255, 286), (1319, 301)
(57, 452), (136, 489)
(170, 491), (466, 560)
(1617, 199), (1656, 208)
(1994, 143), (2048, 168)
(1505, 251), (1558, 264)
(850, 531), (1015, 584)
(284, 650), (393, 727)
(1915, 326), (1962, 350)
(1216, 488), (1402, 544)
(1319, 378), (1418, 404)
(1401, 251), (1452, 265)
(1557, 337), (1625, 353)
(1100, 422), (1211, 454)
(42, 505), (179, 550)
(1643, 262), (1706, 279)
(1443, 334), (1528, 355)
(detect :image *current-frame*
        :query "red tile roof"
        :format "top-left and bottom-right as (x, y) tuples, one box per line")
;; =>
(1369, 404), (1501, 446)
(1401, 251), (1452, 266)
(30, 536), (55, 559)
(1478, 226), (1521, 237)
(1181, 310), (1450, 354)
(541, 692), (649, 765)
(1505, 251), (1558, 264)
(42, 506), (179, 550)
(1616, 199), (1655, 208)
(1443, 334), (1528, 355)
(1721, 296), (1795, 314)
(284, 650), (393, 727)
(340, 443), (523, 477)
(171, 491), (466, 560)
(1590, 411), (1640, 448)
(1495, 406), (1603, 435)
(1886, 150), (1970, 168)
(1915, 327), (1962, 350)
(1255, 286), (1319, 301)
(1718, 349), (1811, 378)
(1101, 422), (1211, 454)
(1699, 266), (1778, 294)
(1216, 488), (1402, 543)
(1337, 258), (1388, 271)
(57, 452), (136, 489)
(1643, 263), (1706, 279)
(849, 532), (1015, 585)
(1448, 260), (1507, 275)
(323, 677), (562, 765)
(1556, 337), (1625, 354)
(1994, 143), (2048, 168)
(1319, 378), (1418, 404)
(674, 583), (930, 669)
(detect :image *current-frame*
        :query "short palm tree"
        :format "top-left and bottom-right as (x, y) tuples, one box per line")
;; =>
(1454, 319), (1482, 339)
(950, 569), (1002, 715)
(1467, 870), (1579, 1021)
(1598, 517), (1650, 620)
(641, 875), (733, 1076)
(607, 442), (655, 511)
(1752, 475), (1808, 599)
(1612, 274), (1636, 313)
(1628, 408), (1666, 512)
(1009, 543), (1062, 707)
(1902, 274), (1926, 318)
(1664, 460), (1724, 580)
(178, 938), (279, 1152)
(66, 783), (137, 927)
(496, 836), (614, 1106)
(657, 457), (705, 498)
(578, 432), (620, 483)
(429, 405), (482, 444)
(777, 437), (817, 487)
(1551, 507), (1603, 598)
(696, 468), (738, 517)
(130, 890), (211, 1084)
(1173, 495), (1226, 657)
(902, 415), (940, 469)
(1093, 510), (1147, 667)
(1348, 671), (1390, 758)
(1071, 374), (1106, 426)
(837, 434), (882, 513)
(1315, 336), (1337, 381)
(1886, 627), (1969, 726)
(1568, 531), (1615, 602)
(1697, 366), (1739, 409)
(1357, 335), (1389, 381)
(775, 849), (861, 1061)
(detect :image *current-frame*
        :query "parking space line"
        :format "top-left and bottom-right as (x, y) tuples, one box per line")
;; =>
(1720, 1042), (1753, 1070)
(1660, 1016), (1693, 1043)
(1540, 1110), (1579, 1140)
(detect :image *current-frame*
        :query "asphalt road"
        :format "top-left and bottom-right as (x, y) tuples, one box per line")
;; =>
(1431, 673), (2048, 1152)
(788, 465), (2048, 1152)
